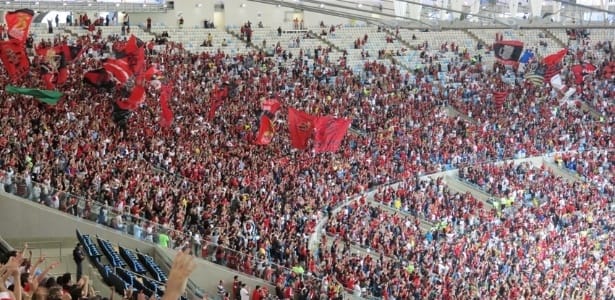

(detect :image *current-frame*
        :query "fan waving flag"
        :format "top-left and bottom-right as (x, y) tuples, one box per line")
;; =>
(255, 115), (275, 145)
(313, 116), (352, 153)
(6, 85), (63, 105)
(288, 108), (316, 150)
(5, 9), (34, 44)
(493, 40), (524, 65)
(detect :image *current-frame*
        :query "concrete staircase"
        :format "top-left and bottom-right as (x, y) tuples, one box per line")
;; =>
(542, 28), (567, 48)
(463, 29), (488, 47)
(225, 28), (260, 51)
(442, 175), (494, 207)
(308, 30), (343, 52)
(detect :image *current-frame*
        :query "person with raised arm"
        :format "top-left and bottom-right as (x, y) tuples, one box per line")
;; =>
(161, 249), (196, 300)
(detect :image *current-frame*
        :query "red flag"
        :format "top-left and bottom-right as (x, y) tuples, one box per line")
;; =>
(41, 73), (54, 90)
(255, 115), (275, 145)
(159, 85), (174, 127)
(103, 59), (132, 84)
(140, 65), (160, 82)
(0, 40), (30, 81)
(261, 99), (281, 114)
(492, 90), (508, 107)
(124, 35), (145, 75)
(287, 108), (316, 150)
(59, 44), (85, 63)
(56, 67), (69, 86)
(542, 49), (567, 66)
(207, 86), (228, 121)
(5, 9), (34, 44)
(313, 116), (351, 153)
(116, 85), (145, 111)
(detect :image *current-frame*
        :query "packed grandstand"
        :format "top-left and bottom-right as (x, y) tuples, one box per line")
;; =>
(0, 5), (613, 300)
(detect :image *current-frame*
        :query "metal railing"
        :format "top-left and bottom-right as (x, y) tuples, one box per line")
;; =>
(0, 169), (349, 299)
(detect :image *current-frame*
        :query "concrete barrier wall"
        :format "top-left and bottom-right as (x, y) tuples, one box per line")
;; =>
(0, 191), (276, 298)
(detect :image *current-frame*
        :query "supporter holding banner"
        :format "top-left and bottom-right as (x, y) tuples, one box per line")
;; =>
(313, 116), (352, 153)
(493, 40), (524, 64)
(5, 9), (34, 43)
(287, 108), (316, 150)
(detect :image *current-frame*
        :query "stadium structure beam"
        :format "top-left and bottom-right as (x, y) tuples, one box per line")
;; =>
(552, 0), (615, 15)
(247, 0), (433, 27)
(394, 0), (517, 27)
(0, 1), (168, 13)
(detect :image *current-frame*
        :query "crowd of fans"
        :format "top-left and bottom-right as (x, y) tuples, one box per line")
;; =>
(0, 20), (613, 300)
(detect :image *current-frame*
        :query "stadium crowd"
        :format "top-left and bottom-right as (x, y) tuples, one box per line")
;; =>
(0, 20), (613, 300)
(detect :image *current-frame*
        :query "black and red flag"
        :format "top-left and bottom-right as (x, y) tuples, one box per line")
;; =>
(493, 40), (524, 65)
(83, 68), (115, 89)
(313, 116), (352, 153)
(115, 85), (145, 111)
(0, 40), (30, 81)
(287, 108), (316, 150)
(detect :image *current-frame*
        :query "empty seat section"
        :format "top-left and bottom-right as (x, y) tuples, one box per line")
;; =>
(119, 246), (147, 274)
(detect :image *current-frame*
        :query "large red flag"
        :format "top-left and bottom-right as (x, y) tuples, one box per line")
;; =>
(0, 40), (30, 81)
(159, 85), (174, 128)
(542, 49), (567, 66)
(5, 9), (34, 44)
(313, 116), (352, 153)
(123, 35), (145, 75)
(287, 108), (316, 150)
(255, 115), (275, 145)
